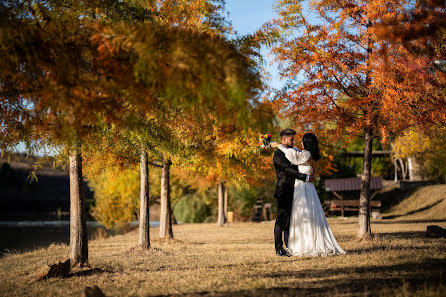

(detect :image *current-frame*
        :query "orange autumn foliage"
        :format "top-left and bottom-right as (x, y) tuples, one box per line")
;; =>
(264, 0), (445, 141)
(261, 0), (445, 238)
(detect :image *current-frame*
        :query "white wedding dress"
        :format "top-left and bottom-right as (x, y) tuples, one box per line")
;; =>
(279, 145), (345, 257)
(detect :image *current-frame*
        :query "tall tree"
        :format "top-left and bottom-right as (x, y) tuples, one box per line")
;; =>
(138, 146), (151, 248)
(216, 181), (226, 226)
(224, 182), (228, 222)
(263, 0), (445, 239)
(0, 0), (151, 264)
(1, 0), (257, 257)
(164, 107), (274, 225)
(159, 159), (173, 238)
(69, 145), (88, 264)
(393, 127), (446, 181)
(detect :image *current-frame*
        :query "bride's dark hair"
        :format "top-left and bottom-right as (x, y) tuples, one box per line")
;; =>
(302, 133), (321, 161)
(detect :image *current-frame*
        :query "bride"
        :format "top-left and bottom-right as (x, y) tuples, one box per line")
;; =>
(274, 133), (345, 257)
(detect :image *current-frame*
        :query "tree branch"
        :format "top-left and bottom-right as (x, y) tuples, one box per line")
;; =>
(333, 74), (353, 98)
(148, 161), (162, 168)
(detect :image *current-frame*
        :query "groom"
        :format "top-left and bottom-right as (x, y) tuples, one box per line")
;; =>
(273, 128), (313, 256)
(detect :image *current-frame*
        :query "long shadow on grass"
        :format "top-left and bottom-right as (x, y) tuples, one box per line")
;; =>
(336, 230), (439, 244)
(327, 217), (446, 224)
(66, 267), (114, 278)
(347, 244), (437, 254)
(383, 199), (445, 219)
(142, 259), (311, 273)
(377, 230), (446, 240)
(262, 260), (446, 280)
(376, 230), (426, 239)
(150, 260), (446, 297)
(375, 219), (446, 224)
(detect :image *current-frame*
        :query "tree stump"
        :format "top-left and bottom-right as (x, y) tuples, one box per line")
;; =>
(37, 258), (70, 280)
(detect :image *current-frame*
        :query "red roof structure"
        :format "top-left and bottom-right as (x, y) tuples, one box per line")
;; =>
(325, 176), (383, 192)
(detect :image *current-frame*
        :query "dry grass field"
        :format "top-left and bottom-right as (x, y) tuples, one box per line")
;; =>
(0, 185), (445, 297)
(0, 219), (445, 297)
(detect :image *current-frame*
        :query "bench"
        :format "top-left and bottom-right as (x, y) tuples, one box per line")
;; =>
(252, 201), (273, 222)
(324, 199), (382, 217)
(324, 176), (383, 217)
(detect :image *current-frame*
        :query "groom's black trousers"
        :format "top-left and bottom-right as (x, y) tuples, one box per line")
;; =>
(274, 197), (293, 252)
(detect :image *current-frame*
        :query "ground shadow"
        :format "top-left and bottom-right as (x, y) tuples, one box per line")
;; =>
(346, 244), (434, 254)
(334, 230), (443, 243)
(149, 260), (446, 297)
(383, 199), (444, 219)
(148, 258), (310, 273)
(66, 267), (113, 278)
(375, 188), (418, 213)
(375, 230), (426, 239)
(375, 219), (446, 224)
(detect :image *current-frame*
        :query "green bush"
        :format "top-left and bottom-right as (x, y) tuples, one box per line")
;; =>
(173, 192), (212, 223)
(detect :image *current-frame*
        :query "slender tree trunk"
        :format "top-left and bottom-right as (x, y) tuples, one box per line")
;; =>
(358, 129), (373, 239)
(171, 209), (177, 225)
(392, 157), (398, 182)
(69, 146), (88, 265)
(217, 181), (226, 226)
(167, 185), (174, 237)
(138, 146), (150, 249)
(390, 138), (398, 183)
(223, 184), (228, 224)
(408, 156), (422, 181)
(398, 158), (407, 181)
(160, 159), (173, 238)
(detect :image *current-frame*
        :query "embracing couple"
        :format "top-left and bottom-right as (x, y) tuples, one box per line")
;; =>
(272, 128), (345, 257)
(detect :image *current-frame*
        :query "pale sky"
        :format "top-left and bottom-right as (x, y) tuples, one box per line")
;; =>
(226, 0), (284, 89)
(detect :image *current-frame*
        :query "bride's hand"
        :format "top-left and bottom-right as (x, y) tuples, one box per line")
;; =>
(270, 142), (279, 148)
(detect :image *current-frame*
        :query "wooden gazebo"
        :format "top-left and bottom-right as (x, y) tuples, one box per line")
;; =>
(323, 176), (382, 217)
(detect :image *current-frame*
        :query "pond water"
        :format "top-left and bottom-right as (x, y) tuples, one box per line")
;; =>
(0, 221), (160, 254)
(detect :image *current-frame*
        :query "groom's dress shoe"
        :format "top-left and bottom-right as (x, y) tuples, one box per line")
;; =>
(276, 249), (291, 257)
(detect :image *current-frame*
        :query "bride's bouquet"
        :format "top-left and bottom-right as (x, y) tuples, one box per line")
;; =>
(259, 133), (272, 149)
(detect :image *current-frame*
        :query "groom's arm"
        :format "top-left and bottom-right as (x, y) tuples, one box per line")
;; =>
(273, 150), (308, 182)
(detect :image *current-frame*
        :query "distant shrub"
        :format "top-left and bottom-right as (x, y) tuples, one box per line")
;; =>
(173, 192), (212, 223)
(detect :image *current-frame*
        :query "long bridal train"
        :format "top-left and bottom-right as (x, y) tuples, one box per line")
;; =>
(288, 178), (345, 257)
(278, 144), (345, 257)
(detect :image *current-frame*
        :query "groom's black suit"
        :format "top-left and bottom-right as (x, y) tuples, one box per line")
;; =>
(273, 148), (308, 252)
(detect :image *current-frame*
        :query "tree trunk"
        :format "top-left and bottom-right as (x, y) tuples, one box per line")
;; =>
(217, 181), (226, 226)
(160, 160), (173, 238)
(138, 146), (150, 249)
(408, 155), (422, 181)
(168, 189), (174, 236)
(398, 158), (407, 181)
(223, 183), (228, 224)
(69, 147), (88, 265)
(392, 157), (398, 182)
(389, 138), (398, 183)
(357, 128), (373, 239)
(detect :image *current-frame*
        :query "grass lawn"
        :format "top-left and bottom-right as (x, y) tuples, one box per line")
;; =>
(0, 217), (445, 297)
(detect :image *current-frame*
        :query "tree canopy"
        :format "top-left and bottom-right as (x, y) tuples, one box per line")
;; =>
(260, 0), (445, 239)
